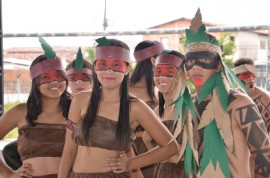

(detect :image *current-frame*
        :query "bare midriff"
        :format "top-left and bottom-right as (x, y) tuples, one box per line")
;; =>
(23, 157), (61, 176)
(72, 145), (121, 173)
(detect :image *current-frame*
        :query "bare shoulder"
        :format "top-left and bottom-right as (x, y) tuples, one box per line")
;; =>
(228, 89), (254, 109)
(72, 91), (91, 105)
(130, 97), (155, 121)
(4, 103), (27, 117)
(255, 86), (270, 99)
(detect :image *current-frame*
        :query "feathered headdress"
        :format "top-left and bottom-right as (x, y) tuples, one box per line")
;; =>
(66, 47), (92, 76)
(30, 36), (63, 79)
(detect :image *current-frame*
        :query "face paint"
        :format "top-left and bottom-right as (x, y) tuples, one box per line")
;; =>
(39, 70), (65, 85)
(95, 58), (127, 73)
(154, 64), (178, 77)
(238, 71), (256, 80)
(67, 73), (90, 82)
(185, 51), (220, 71)
(185, 57), (219, 71)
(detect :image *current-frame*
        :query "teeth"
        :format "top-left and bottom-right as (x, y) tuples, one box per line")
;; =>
(160, 83), (168, 86)
(50, 87), (59, 90)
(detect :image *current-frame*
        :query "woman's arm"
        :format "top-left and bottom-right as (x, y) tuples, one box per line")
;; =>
(106, 100), (178, 172)
(57, 93), (86, 178)
(0, 104), (34, 177)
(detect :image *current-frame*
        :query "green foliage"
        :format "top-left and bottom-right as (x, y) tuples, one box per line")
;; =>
(86, 47), (95, 63)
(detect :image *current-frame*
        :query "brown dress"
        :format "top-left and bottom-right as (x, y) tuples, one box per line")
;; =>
(133, 100), (158, 178)
(153, 120), (185, 178)
(70, 116), (133, 178)
(17, 123), (66, 178)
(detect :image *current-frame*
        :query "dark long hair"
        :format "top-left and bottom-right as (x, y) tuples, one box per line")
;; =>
(26, 55), (71, 125)
(158, 50), (185, 117)
(130, 40), (161, 101)
(82, 39), (132, 149)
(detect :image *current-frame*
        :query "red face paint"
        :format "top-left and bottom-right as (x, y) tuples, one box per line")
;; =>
(67, 73), (90, 82)
(39, 70), (65, 85)
(193, 78), (204, 87)
(95, 58), (127, 73)
(154, 64), (178, 77)
(238, 71), (256, 80)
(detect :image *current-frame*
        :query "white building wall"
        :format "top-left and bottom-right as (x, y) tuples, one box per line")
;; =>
(234, 32), (267, 62)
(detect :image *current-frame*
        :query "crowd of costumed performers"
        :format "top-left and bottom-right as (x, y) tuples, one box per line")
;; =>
(0, 8), (269, 178)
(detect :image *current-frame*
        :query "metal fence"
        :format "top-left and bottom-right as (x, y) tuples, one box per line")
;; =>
(1, 25), (270, 115)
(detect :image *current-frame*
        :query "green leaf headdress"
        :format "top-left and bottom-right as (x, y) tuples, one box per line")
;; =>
(30, 36), (62, 79)
(38, 36), (56, 59)
(94, 36), (131, 63)
(66, 47), (92, 76)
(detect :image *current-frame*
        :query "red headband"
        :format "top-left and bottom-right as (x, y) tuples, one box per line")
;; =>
(30, 58), (63, 79)
(133, 43), (164, 61)
(156, 54), (183, 68)
(66, 67), (92, 76)
(95, 46), (130, 63)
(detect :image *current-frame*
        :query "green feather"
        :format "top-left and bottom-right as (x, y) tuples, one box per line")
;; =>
(38, 36), (56, 59)
(181, 102), (187, 128)
(198, 72), (218, 104)
(222, 62), (249, 94)
(225, 69), (235, 90)
(200, 120), (230, 178)
(185, 24), (221, 48)
(95, 36), (110, 46)
(184, 141), (197, 177)
(172, 96), (183, 129)
(183, 87), (197, 122)
(75, 47), (84, 71)
(216, 71), (228, 111)
(162, 50), (172, 54)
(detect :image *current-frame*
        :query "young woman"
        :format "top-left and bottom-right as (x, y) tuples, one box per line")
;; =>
(58, 37), (178, 178)
(66, 48), (93, 96)
(143, 50), (187, 178)
(130, 40), (164, 177)
(0, 53), (71, 177)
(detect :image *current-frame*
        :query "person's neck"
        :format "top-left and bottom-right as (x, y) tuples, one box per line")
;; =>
(132, 76), (146, 88)
(248, 86), (257, 97)
(163, 91), (174, 106)
(42, 97), (61, 113)
(101, 86), (121, 102)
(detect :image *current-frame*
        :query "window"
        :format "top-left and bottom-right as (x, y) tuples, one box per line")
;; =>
(260, 40), (266, 49)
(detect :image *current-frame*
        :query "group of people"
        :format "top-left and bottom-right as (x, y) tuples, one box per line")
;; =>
(0, 8), (269, 178)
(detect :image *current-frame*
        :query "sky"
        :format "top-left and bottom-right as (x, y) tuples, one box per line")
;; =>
(3, 0), (270, 34)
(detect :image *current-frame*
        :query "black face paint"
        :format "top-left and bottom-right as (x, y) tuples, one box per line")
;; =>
(185, 51), (220, 71)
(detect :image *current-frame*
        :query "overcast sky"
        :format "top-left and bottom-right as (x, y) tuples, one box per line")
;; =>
(3, 0), (270, 34)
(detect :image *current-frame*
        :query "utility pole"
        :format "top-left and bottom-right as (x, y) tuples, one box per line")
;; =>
(0, 0), (3, 116)
(103, 0), (108, 31)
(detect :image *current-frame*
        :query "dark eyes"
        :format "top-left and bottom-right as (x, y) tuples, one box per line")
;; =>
(185, 59), (195, 66)
(198, 58), (211, 64)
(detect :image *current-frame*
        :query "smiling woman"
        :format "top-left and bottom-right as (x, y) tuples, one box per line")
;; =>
(58, 37), (178, 178)
(0, 37), (71, 177)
